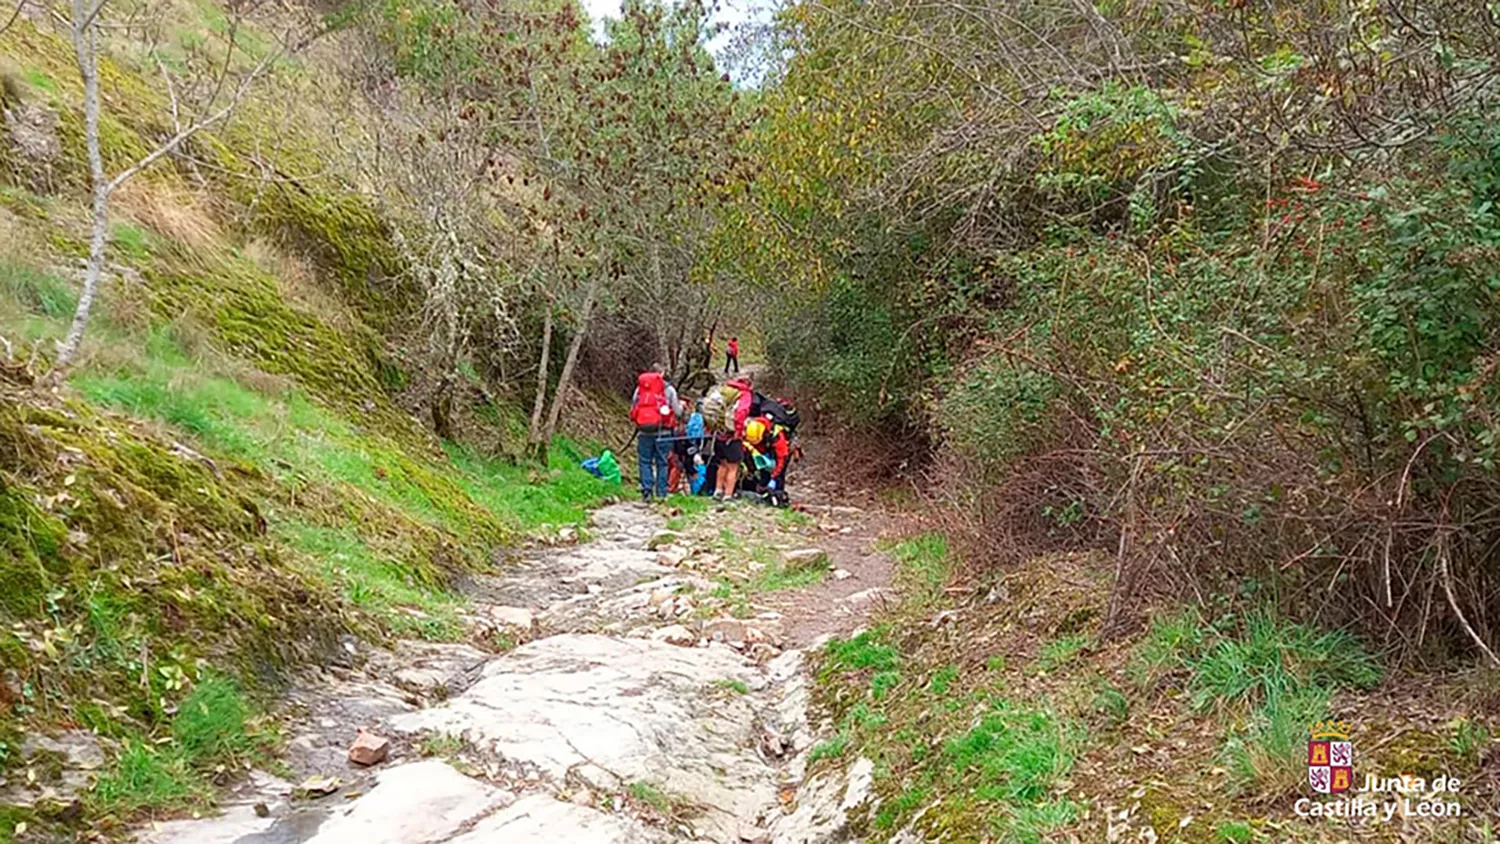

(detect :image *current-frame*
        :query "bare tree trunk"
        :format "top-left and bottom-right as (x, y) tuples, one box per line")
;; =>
(542, 274), (603, 446)
(527, 301), (553, 450)
(56, 0), (107, 369)
(53, 3), (285, 370)
(650, 238), (668, 365)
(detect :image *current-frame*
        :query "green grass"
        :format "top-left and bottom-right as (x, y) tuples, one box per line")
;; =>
(626, 781), (693, 818)
(751, 559), (828, 591)
(75, 353), (277, 462)
(90, 741), (209, 816)
(172, 675), (259, 759)
(995, 798), (1080, 844)
(662, 493), (713, 531)
(888, 532), (952, 594)
(110, 223), (153, 259)
(818, 620), (1085, 841)
(89, 676), (268, 818)
(70, 322), (609, 540)
(1449, 718), (1490, 766)
(926, 664), (959, 695)
(22, 67), (58, 94)
(712, 678), (750, 695)
(445, 440), (613, 531)
(277, 522), (464, 639)
(416, 732), (467, 758)
(1221, 687), (1329, 794)
(874, 786), (929, 830)
(1184, 611), (1379, 711)
(627, 781), (671, 813)
(1216, 820), (1255, 842)
(0, 257), (77, 320)
(946, 700), (1076, 803)
(809, 733), (849, 763)
(823, 630), (899, 674)
(1129, 608), (1205, 685)
(1091, 684), (1130, 726)
(1035, 633), (1089, 673)
(716, 527), (745, 552)
(848, 701), (888, 729)
(1130, 609), (1381, 796)
(776, 508), (815, 530)
(871, 669), (901, 700)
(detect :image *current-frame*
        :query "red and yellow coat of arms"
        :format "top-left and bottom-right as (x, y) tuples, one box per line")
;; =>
(1308, 721), (1353, 794)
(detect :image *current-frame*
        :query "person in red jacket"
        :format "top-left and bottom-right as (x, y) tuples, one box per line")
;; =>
(724, 336), (740, 374)
(743, 416), (792, 506)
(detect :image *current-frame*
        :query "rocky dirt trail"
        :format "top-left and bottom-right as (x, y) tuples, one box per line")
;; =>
(123, 439), (894, 844)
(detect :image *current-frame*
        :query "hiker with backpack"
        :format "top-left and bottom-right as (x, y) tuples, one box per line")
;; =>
(629, 365), (678, 502)
(724, 337), (740, 374)
(701, 375), (755, 500)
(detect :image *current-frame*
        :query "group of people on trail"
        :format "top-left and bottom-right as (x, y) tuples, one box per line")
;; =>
(628, 359), (800, 507)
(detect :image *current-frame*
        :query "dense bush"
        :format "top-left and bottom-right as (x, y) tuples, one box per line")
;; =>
(731, 0), (1500, 661)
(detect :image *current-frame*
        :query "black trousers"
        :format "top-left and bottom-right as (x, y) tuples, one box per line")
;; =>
(724, 353), (739, 373)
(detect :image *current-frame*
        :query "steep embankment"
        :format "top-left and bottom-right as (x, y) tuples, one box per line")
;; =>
(0, 9), (623, 841)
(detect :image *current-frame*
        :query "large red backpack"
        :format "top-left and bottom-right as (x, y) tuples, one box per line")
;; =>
(630, 372), (673, 428)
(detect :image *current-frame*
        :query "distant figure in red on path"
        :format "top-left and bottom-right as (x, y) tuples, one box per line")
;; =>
(724, 337), (740, 374)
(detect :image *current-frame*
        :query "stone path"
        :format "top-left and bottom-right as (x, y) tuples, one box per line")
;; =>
(133, 474), (891, 844)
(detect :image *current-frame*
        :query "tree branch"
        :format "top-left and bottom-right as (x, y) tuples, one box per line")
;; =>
(105, 45), (282, 196)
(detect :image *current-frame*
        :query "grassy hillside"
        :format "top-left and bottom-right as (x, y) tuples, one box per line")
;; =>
(0, 7), (625, 839)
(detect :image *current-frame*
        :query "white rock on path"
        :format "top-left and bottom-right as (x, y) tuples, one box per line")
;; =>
(388, 634), (777, 840)
(488, 605), (536, 632)
(305, 760), (513, 844)
(448, 793), (667, 843)
(133, 500), (841, 844)
(651, 623), (696, 646)
(769, 756), (875, 844)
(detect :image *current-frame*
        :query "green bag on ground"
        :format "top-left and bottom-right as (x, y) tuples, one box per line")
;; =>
(597, 449), (622, 484)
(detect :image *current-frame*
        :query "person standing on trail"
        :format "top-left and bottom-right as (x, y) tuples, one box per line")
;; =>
(629, 364), (678, 502)
(701, 375), (754, 501)
(724, 336), (740, 374)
